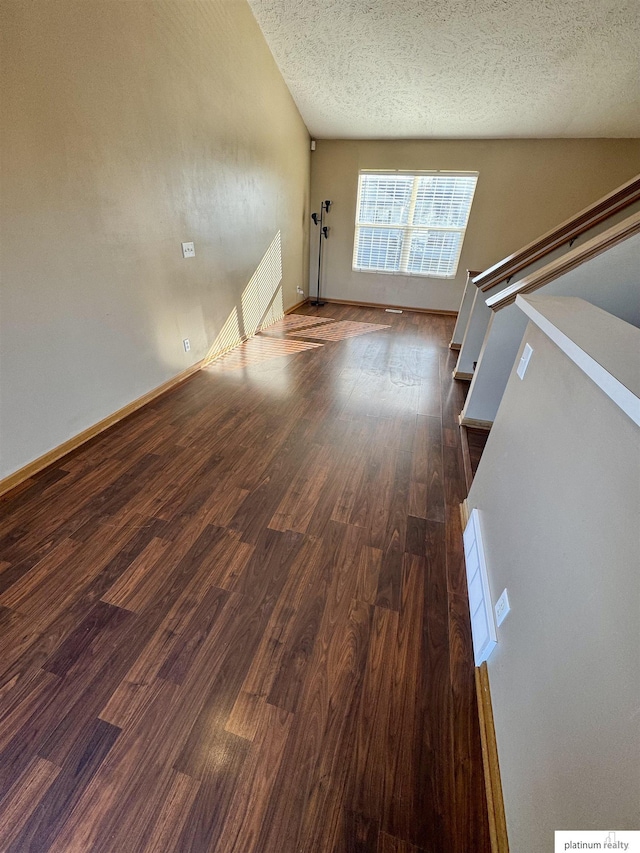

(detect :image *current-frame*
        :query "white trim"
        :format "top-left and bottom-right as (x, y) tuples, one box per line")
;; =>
(359, 169), (479, 178)
(351, 267), (456, 280)
(516, 295), (640, 426)
(353, 171), (478, 279)
(463, 509), (498, 666)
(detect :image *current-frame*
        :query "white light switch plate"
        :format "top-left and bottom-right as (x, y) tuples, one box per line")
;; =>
(517, 343), (533, 379)
(181, 241), (195, 258)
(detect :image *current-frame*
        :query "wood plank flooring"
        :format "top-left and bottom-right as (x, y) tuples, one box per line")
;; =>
(0, 304), (491, 853)
(460, 427), (491, 491)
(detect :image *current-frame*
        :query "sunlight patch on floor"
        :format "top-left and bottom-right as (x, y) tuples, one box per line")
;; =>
(260, 313), (336, 334)
(206, 335), (323, 371)
(289, 320), (390, 341)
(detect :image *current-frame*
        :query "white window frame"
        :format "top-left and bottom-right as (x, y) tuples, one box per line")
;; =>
(352, 170), (478, 279)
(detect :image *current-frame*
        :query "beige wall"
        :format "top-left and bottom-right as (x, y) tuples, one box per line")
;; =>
(0, 0), (310, 479)
(310, 139), (640, 311)
(467, 320), (640, 850)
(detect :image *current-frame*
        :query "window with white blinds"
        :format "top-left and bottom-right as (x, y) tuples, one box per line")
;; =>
(353, 171), (478, 278)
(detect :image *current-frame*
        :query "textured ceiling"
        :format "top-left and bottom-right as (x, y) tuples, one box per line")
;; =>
(246, 0), (640, 139)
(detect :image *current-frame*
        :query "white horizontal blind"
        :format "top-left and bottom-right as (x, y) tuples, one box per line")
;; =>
(412, 175), (477, 227)
(357, 175), (413, 225)
(354, 227), (404, 271)
(405, 230), (462, 277)
(353, 171), (478, 278)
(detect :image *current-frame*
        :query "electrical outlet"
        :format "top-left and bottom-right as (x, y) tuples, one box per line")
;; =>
(495, 589), (511, 626)
(296, 286), (304, 295)
(181, 241), (195, 258)
(183, 338), (190, 352)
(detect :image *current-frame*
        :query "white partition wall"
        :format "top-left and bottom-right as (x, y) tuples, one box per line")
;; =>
(449, 270), (480, 350)
(461, 227), (640, 424)
(453, 190), (640, 396)
(466, 297), (640, 852)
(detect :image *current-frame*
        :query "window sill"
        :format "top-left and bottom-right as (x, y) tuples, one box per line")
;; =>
(352, 267), (456, 281)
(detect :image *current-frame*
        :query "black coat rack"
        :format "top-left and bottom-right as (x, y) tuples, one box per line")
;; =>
(310, 200), (331, 306)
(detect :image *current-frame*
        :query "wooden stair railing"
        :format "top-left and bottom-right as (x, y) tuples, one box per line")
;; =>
(459, 208), (640, 427)
(486, 211), (640, 311)
(472, 174), (640, 294)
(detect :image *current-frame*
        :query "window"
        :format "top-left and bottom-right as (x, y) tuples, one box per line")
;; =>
(353, 171), (478, 279)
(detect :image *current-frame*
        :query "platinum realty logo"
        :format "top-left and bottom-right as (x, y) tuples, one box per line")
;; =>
(555, 832), (640, 851)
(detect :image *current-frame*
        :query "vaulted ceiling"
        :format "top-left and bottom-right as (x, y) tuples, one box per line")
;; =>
(246, 0), (640, 139)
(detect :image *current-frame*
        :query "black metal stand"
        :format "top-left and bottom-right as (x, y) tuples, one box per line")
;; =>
(310, 201), (331, 307)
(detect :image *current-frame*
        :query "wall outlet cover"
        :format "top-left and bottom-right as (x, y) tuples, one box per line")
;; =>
(495, 588), (511, 626)
(181, 241), (195, 258)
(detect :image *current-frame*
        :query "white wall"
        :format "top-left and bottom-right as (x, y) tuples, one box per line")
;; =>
(462, 231), (640, 423)
(309, 139), (640, 312)
(0, 0), (310, 480)
(467, 313), (640, 850)
(454, 198), (640, 376)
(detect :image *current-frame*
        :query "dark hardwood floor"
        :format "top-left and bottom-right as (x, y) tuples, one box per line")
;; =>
(0, 304), (491, 853)
(460, 426), (491, 491)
